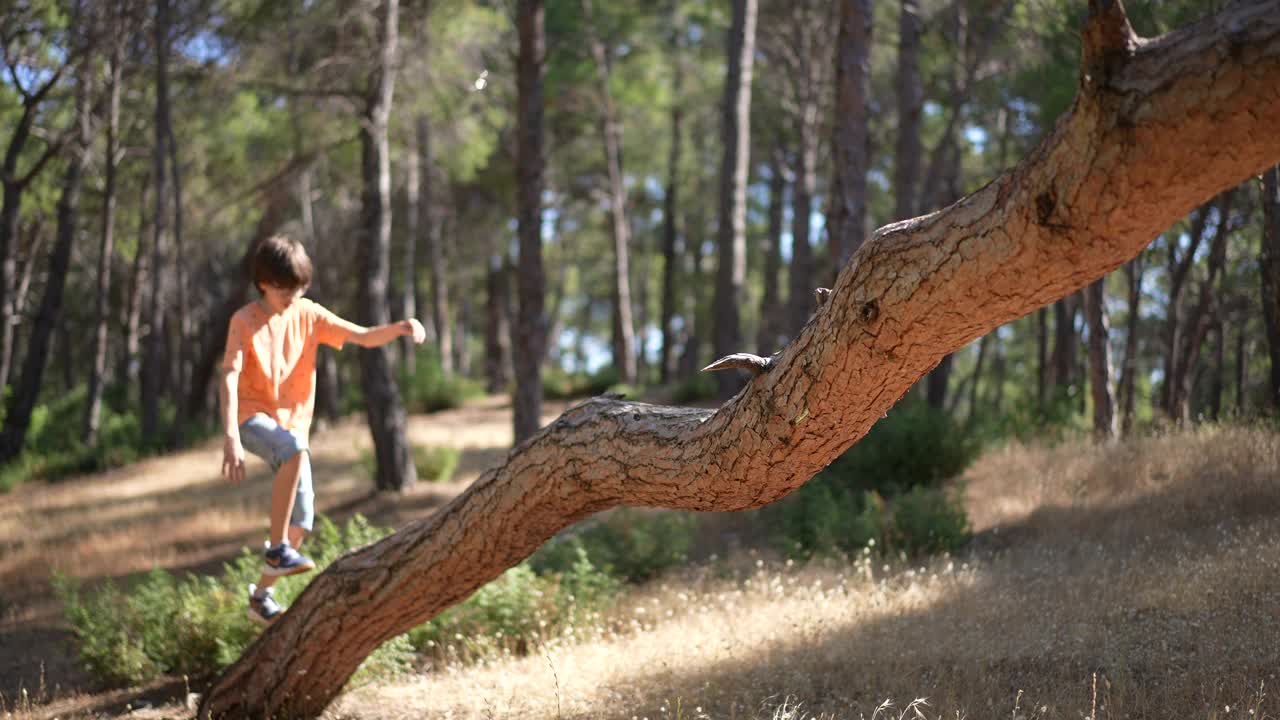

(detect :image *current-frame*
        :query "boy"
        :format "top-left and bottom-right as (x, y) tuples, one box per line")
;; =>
(221, 234), (426, 626)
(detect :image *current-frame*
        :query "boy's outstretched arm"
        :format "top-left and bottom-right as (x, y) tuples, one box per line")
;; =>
(347, 318), (427, 348)
(220, 369), (246, 483)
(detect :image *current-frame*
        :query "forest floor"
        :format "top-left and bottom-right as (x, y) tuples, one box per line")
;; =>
(3, 401), (1279, 719)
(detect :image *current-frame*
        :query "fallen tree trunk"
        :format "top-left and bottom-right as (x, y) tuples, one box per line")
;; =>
(199, 1), (1280, 717)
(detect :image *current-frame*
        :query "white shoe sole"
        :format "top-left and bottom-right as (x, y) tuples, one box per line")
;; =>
(262, 561), (316, 577)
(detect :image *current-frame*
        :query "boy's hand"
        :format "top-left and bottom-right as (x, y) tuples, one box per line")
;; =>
(403, 318), (427, 344)
(222, 435), (246, 484)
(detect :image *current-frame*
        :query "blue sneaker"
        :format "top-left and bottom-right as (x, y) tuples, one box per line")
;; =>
(263, 542), (315, 577)
(247, 584), (283, 627)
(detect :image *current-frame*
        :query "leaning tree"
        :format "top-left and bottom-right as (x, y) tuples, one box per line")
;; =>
(199, 1), (1280, 717)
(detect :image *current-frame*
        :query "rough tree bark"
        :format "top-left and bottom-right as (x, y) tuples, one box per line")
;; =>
(356, 0), (417, 493)
(712, 0), (757, 399)
(512, 0), (548, 444)
(199, 3), (1280, 717)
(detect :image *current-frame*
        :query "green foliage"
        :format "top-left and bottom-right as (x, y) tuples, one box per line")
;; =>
(532, 508), (696, 584)
(540, 365), (639, 401)
(770, 401), (975, 558)
(359, 445), (460, 483)
(0, 386), (146, 493)
(408, 548), (619, 663)
(671, 373), (718, 404)
(821, 401), (979, 497)
(889, 486), (971, 557)
(401, 351), (484, 414)
(55, 515), (410, 688)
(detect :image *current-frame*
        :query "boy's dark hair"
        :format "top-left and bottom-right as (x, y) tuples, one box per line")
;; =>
(252, 234), (313, 293)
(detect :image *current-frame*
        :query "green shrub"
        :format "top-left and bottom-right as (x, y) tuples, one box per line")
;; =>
(772, 484), (885, 557)
(415, 445), (460, 483)
(56, 514), (410, 688)
(771, 483), (968, 560)
(401, 351), (483, 413)
(360, 445), (460, 483)
(408, 546), (618, 663)
(0, 388), (147, 493)
(889, 486), (970, 556)
(671, 373), (718, 404)
(532, 508), (697, 584)
(820, 400), (978, 497)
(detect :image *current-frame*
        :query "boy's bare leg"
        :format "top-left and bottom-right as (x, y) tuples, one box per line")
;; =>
(268, 452), (305, 546)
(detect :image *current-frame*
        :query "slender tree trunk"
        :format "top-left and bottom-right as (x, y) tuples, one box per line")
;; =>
(0, 183), (22, 393)
(1050, 294), (1080, 394)
(1118, 257), (1143, 435)
(828, 0), (872, 274)
(711, 0), (757, 399)
(485, 251), (512, 393)
(925, 354), (952, 410)
(757, 154), (785, 355)
(894, 0), (923, 221)
(0, 45), (91, 463)
(197, 5), (1280, 715)
(84, 40), (123, 445)
(1160, 204), (1210, 414)
(512, 0), (548, 443)
(455, 294), (472, 378)
(1235, 325), (1249, 415)
(1084, 277), (1117, 439)
(141, 0), (172, 442)
(357, 0), (416, 492)
(0, 66), (63, 393)
(964, 333), (989, 425)
(991, 335), (1007, 416)
(422, 119), (452, 376)
(659, 23), (684, 384)
(678, 198), (706, 381)
(167, 111), (190, 437)
(1036, 306), (1048, 411)
(786, 116), (817, 339)
(581, 0), (637, 386)
(401, 122), (420, 374)
(1210, 318), (1226, 420)
(1170, 191), (1235, 422)
(1261, 166), (1280, 414)
(120, 183), (149, 390)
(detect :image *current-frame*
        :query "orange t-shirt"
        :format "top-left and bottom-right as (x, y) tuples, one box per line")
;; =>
(222, 298), (358, 436)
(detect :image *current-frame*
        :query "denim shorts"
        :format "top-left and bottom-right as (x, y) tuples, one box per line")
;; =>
(239, 414), (314, 531)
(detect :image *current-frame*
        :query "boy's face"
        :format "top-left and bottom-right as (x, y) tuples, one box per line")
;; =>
(260, 283), (306, 314)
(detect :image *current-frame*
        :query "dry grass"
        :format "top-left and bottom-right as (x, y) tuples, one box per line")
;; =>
(326, 425), (1280, 720)
(4, 419), (1279, 719)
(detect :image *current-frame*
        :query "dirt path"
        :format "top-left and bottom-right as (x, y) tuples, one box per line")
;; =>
(0, 395), (565, 711)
